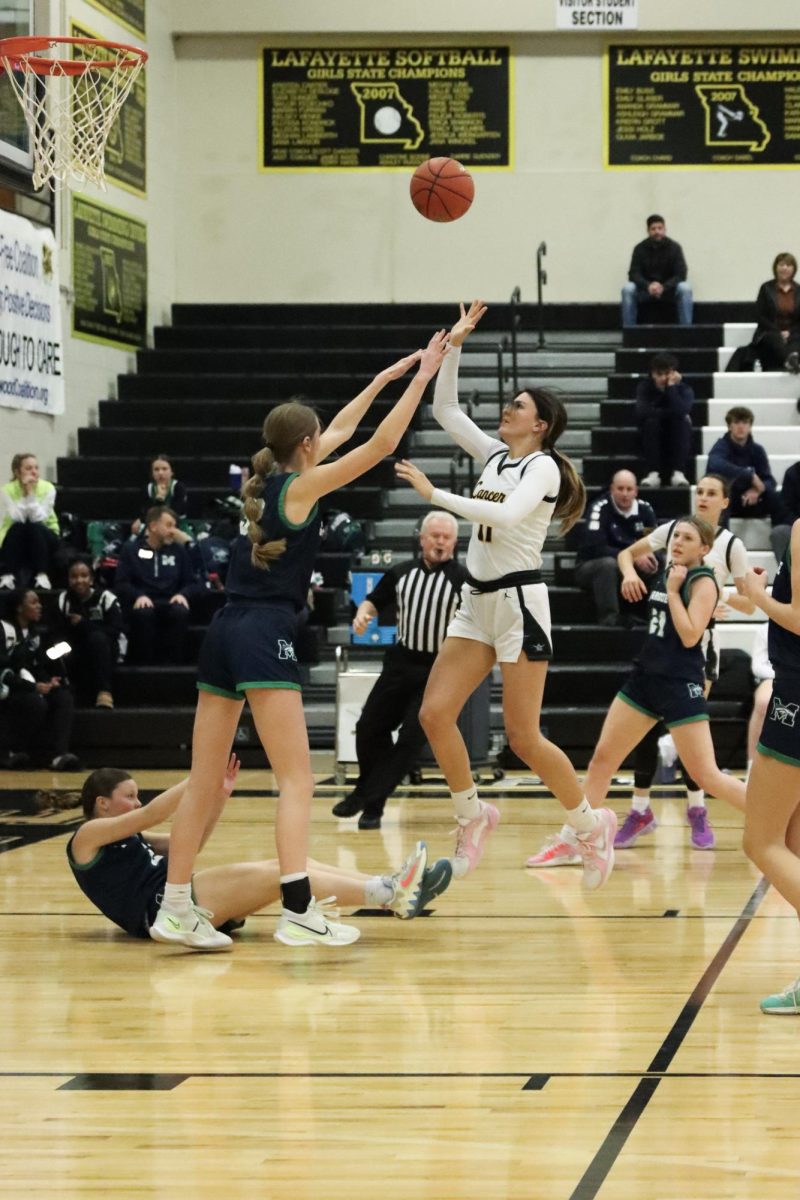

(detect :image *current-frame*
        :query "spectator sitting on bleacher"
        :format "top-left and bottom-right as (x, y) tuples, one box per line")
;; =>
(769, 460), (800, 564)
(0, 453), (60, 592)
(635, 352), (694, 487)
(131, 455), (191, 545)
(621, 214), (693, 327)
(114, 507), (200, 665)
(0, 588), (80, 772)
(706, 406), (786, 528)
(56, 559), (124, 710)
(574, 470), (658, 627)
(752, 252), (800, 373)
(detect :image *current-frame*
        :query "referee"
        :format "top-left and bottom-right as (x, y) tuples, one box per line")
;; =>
(333, 511), (466, 829)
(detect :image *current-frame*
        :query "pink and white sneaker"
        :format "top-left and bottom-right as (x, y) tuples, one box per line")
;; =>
(573, 807), (617, 891)
(452, 801), (500, 879)
(525, 830), (582, 868)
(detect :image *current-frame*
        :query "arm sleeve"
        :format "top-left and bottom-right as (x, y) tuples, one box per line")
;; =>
(102, 592), (125, 636)
(172, 481), (188, 517)
(430, 458), (560, 529)
(578, 500), (615, 559)
(755, 445), (777, 491)
(629, 243), (647, 288)
(432, 346), (504, 463)
(664, 242), (687, 289)
(365, 567), (398, 612)
(707, 438), (749, 482)
(665, 382), (695, 417)
(646, 522), (671, 553)
(755, 283), (776, 331)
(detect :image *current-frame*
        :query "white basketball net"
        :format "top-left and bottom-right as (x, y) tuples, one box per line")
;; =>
(0, 40), (145, 191)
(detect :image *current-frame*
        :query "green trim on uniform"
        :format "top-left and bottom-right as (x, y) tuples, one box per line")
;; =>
(681, 564), (719, 609)
(238, 680), (302, 691)
(617, 691), (658, 719)
(666, 713), (709, 729)
(278, 473), (319, 530)
(757, 741), (800, 768)
(69, 844), (104, 871)
(197, 682), (241, 700)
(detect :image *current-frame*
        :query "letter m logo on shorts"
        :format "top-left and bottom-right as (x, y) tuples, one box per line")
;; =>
(770, 696), (799, 727)
(687, 683), (704, 699)
(277, 639), (297, 661)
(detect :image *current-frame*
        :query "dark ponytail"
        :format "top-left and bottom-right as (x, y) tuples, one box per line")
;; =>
(525, 387), (586, 534)
(243, 401), (319, 569)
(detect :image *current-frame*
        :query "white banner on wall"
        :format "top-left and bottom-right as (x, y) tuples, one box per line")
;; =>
(0, 209), (64, 415)
(556, 0), (638, 29)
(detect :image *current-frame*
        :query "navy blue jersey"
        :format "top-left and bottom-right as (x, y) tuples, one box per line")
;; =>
(636, 565), (718, 684)
(769, 540), (800, 675)
(67, 831), (167, 938)
(225, 472), (320, 611)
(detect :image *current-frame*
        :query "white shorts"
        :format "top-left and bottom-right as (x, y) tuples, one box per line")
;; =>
(446, 581), (552, 663)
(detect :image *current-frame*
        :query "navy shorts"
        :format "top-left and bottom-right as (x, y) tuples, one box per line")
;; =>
(618, 669), (708, 729)
(197, 603), (302, 699)
(757, 672), (800, 768)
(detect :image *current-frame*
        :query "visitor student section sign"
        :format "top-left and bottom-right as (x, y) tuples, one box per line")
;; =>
(261, 46), (510, 169)
(606, 43), (800, 167)
(72, 195), (147, 350)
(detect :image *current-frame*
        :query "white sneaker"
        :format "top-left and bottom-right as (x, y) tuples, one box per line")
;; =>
(569, 808), (618, 891)
(149, 904), (233, 951)
(670, 470), (690, 486)
(34, 573), (51, 589)
(0, 574), (15, 590)
(452, 801), (501, 879)
(274, 896), (361, 947)
(639, 471), (660, 488)
(387, 840), (428, 919)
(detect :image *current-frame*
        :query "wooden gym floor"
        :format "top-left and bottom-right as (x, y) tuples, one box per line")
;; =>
(1, 763), (798, 1199)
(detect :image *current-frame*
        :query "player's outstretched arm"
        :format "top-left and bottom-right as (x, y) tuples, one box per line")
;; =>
(432, 301), (499, 462)
(316, 350), (423, 461)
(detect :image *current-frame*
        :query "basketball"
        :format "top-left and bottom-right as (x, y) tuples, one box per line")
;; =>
(410, 157), (474, 222)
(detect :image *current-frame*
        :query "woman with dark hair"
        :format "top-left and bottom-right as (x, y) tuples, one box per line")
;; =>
(0, 587), (79, 771)
(0, 453), (60, 591)
(68, 757), (451, 942)
(752, 252), (800, 372)
(131, 455), (190, 544)
(56, 559), (123, 709)
(150, 332), (449, 951)
(395, 302), (616, 890)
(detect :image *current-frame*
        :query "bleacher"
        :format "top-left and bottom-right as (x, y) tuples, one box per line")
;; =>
(51, 300), (789, 769)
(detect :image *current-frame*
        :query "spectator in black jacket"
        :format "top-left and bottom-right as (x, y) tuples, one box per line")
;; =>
(753, 252), (800, 372)
(621, 214), (693, 327)
(114, 507), (200, 664)
(574, 470), (659, 626)
(636, 352), (694, 487)
(57, 559), (124, 709)
(770, 461), (800, 563)
(131, 455), (191, 545)
(706, 407), (786, 527)
(0, 588), (80, 771)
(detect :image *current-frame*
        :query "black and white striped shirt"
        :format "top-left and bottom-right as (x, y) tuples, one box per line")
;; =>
(367, 558), (466, 657)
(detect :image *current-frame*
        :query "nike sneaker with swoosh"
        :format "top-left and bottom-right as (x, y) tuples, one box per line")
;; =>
(274, 896), (361, 947)
(416, 857), (453, 910)
(149, 904), (233, 951)
(452, 801), (500, 879)
(387, 841), (427, 919)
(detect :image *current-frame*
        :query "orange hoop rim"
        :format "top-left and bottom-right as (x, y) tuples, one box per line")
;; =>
(0, 35), (147, 76)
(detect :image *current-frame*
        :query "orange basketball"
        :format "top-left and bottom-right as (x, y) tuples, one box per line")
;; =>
(410, 157), (474, 222)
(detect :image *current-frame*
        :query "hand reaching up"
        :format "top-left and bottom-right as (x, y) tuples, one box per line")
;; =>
(449, 300), (488, 347)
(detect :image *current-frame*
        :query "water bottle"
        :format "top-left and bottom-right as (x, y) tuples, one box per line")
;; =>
(228, 463), (243, 493)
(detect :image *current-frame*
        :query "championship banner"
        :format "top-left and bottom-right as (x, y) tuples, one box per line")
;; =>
(85, 0), (145, 38)
(0, 209), (64, 415)
(261, 46), (511, 170)
(606, 43), (800, 168)
(72, 194), (147, 350)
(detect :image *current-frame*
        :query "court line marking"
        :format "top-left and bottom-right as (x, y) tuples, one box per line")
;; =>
(569, 875), (770, 1200)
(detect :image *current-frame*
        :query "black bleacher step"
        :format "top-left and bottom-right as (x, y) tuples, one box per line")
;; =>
(116, 373), (432, 408)
(58, 454), (396, 490)
(608, 373), (712, 400)
(57, 484), (385, 521)
(154, 324), (457, 351)
(616, 348), (719, 373)
(600, 399), (708, 425)
(622, 324), (724, 349)
(590, 427), (702, 455)
(136, 347), (500, 376)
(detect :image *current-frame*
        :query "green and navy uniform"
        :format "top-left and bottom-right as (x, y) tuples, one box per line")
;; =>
(67, 831), (167, 938)
(618, 565), (718, 728)
(197, 471), (320, 697)
(757, 537), (800, 767)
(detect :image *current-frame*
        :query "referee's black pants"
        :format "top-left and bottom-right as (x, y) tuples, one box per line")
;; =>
(353, 645), (432, 818)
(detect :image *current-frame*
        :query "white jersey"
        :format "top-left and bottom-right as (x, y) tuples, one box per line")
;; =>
(429, 346), (561, 581)
(648, 520), (749, 680)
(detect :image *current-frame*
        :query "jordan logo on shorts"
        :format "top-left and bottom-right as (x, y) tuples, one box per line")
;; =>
(687, 683), (704, 699)
(277, 639), (297, 661)
(770, 696), (799, 727)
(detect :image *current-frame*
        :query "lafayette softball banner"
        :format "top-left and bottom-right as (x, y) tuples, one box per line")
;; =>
(0, 208), (64, 415)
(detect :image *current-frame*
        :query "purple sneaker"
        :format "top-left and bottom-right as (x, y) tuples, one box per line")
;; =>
(687, 806), (715, 850)
(614, 807), (657, 849)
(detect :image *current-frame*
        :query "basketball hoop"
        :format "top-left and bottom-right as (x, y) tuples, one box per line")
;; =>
(0, 35), (147, 191)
